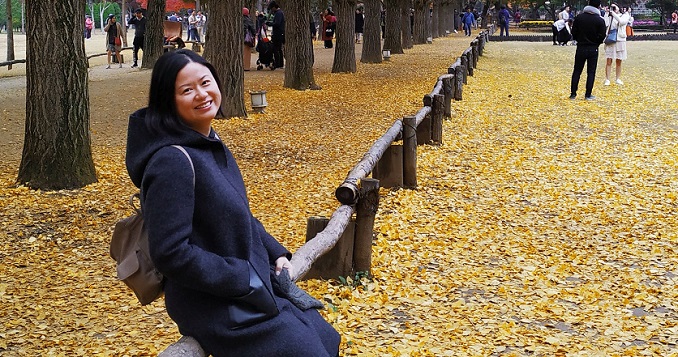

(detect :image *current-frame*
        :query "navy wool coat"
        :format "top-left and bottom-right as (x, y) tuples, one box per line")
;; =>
(126, 108), (340, 356)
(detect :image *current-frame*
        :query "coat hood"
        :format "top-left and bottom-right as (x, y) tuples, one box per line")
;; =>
(126, 107), (218, 188)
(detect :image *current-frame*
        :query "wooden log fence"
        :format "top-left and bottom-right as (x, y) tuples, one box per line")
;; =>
(160, 29), (493, 356)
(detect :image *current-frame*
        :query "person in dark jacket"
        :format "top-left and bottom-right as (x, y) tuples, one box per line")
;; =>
(127, 8), (147, 68)
(125, 49), (340, 357)
(268, 1), (285, 69)
(322, 9), (336, 48)
(355, 8), (364, 43)
(569, 0), (606, 100)
(498, 6), (511, 37)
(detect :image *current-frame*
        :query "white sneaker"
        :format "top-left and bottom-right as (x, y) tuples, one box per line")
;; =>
(105, 65), (111, 69)
(603, 79), (610, 86)
(119, 64), (123, 68)
(615, 79), (623, 85)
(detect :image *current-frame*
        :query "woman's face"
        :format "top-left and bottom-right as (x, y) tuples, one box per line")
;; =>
(174, 61), (222, 136)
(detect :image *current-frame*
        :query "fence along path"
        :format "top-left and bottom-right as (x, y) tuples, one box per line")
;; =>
(158, 26), (496, 356)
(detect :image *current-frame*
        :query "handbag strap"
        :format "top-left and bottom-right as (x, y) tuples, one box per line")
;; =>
(171, 145), (195, 187)
(130, 145), (195, 212)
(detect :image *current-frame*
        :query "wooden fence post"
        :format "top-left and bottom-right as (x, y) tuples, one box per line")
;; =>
(478, 35), (484, 56)
(158, 336), (206, 357)
(431, 94), (444, 145)
(403, 116), (417, 188)
(455, 63), (465, 98)
(301, 217), (356, 280)
(460, 55), (469, 83)
(353, 179), (380, 275)
(418, 96), (433, 145)
(471, 40), (479, 68)
(465, 50), (474, 77)
(371, 145), (404, 188)
(442, 76), (453, 118)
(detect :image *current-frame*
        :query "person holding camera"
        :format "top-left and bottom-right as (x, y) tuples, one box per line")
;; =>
(104, 14), (124, 69)
(603, 4), (630, 86)
(127, 9), (147, 68)
(569, 0), (606, 100)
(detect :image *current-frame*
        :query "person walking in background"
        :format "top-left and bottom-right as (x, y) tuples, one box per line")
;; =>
(569, 0), (606, 100)
(671, 10), (677, 33)
(104, 14), (124, 69)
(269, 1), (285, 70)
(462, 8), (474, 36)
(322, 8), (336, 48)
(84, 15), (93, 39)
(559, 5), (571, 21)
(498, 5), (511, 37)
(453, 9), (460, 33)
(125, 49), (341, 357)
(603, 4), (630, 85)
(127, 9), (147, 68)
(243, 8), (256, 71)
(355, 7), (364, 44)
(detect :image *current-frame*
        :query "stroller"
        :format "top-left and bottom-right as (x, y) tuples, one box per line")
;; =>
(256, 28), (274, 70)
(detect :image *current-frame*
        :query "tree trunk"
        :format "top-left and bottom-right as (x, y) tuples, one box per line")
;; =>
(6, 0), (14, 69)
(121, 0), (128, 46)
(18, 0), (97, 190)
(282, 0), (320, 90)
(431, 0), (439, 38)
(142, 0), (165, 70)
(332, 0), (357, 73)
(400, 0), (412, 49)
(360, 0), (381, 63)
(383, 0), (402, 54)
(412, 0), (427, 44)
(204, 0), (247, 118)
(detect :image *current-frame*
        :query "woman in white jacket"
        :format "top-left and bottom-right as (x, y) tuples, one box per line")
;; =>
(603, 4), (630, 85)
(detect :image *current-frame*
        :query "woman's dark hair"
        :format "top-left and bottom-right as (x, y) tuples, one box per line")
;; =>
(146, 49), (224, 134)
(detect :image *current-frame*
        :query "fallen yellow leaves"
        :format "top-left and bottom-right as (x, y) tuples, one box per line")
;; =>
(2, 37), (678, 356)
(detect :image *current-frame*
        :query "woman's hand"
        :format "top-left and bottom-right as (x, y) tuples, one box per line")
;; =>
(275, 256), (294, 278)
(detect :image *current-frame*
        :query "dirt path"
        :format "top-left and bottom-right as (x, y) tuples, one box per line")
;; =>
(0, 32), (345, 169)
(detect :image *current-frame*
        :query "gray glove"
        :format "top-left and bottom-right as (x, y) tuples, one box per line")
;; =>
(271, 269), (324, 311)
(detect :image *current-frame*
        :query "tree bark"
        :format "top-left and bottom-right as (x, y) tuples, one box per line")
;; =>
(382, 0), (402, 54)
(412, 0), (427, 44)
(400, 0), (412, 49)
(332, 0), (357, 73)
(121, 0), (128, 46)
(282, 0), (321, 90)
(431, 0), (439, 38)
(360, 0), (382, 63)
(204, 0), (247, 118)
(6, 0), (14, 70)
(141, 0), (165, 70)
(18, 0), (97, 190)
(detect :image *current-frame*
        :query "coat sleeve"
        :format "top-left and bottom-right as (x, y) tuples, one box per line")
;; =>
(142, 147), (251, 298)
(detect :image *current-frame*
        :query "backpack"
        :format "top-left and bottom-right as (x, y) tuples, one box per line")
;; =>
(110, 145), (194, 305)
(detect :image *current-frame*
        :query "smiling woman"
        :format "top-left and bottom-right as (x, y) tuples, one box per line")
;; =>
(123, 49), (341, 356)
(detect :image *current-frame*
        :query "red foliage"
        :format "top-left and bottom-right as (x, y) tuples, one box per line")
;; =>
(136, 0), (195, 12)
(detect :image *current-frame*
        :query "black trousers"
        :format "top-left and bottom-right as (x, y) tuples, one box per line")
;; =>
(133, 35), (144, 64)
(570, 46), (599, 98)
(272, 38), (284, 68)
(552, 25), (559, 44)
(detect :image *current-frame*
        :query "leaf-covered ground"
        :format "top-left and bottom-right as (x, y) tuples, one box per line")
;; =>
(1, 36), (678, 356)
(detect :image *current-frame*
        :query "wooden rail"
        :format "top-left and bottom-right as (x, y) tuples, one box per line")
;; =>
(159, 27), (496, 356)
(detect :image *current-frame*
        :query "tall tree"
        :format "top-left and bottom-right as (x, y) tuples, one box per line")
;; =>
(141, 0), (165, 69)
(412, 0), (428, 44)
(5, 0), (14, 69)
(204, 0), (247, 117)
(282, 0), (321, 90)
(18, 0), (97, 190)
(332, 0), (357, 73)
(400, 0), (413, 49)
(431, 0), (439, 38)
(383, 0), (403, 54)
(360, 0), (382, 63)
